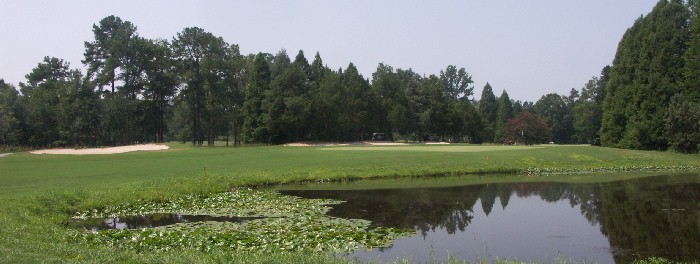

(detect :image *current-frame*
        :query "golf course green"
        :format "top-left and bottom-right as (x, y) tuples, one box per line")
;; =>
(0, 143), (698, 263)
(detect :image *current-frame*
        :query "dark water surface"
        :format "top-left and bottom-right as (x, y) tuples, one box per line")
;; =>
(279, 174), (700, 263)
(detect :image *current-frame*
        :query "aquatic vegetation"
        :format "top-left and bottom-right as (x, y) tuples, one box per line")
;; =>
(70, 189), (414, 253)
(631, 257), (675, 264)
(519, 165), (700, 176)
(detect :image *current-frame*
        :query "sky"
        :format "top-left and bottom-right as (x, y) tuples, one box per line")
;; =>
(0, 1), (657, 102)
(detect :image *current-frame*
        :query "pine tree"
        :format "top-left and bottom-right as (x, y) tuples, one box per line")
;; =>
(0, 80), (21, 146)
(479, 83), (498, 142)
(494, 90), (513, 143)
(683, 0), (700, 100)
(242, 53), (271, 143)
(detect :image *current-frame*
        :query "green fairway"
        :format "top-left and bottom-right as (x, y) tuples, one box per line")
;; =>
(1, 143), (697, 195)
(321, 144), (544, 152)
(0, 143), (698, 263)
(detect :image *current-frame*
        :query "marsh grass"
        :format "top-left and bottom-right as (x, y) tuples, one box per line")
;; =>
(0, 143), (698, 263)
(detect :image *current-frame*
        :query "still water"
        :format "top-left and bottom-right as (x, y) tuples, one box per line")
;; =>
(71, 213), (264, 230)
(279, 174), (700, 263)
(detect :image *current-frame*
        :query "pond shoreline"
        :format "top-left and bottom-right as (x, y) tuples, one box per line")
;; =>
(252, 165), (700, 190)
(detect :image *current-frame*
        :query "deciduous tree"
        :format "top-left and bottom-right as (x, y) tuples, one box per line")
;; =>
(502, 112), (552, 145)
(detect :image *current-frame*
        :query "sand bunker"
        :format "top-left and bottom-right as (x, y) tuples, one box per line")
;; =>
(285, 142), (351, 147)
(0, 153), (12, 158)
(30, 144), (169, 155)
(364, 142), (408, 146)
(285, 141), (448, 147)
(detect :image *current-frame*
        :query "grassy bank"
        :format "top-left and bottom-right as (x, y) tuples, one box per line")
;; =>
(3, 143), (699, 195)
(0, 143), (698, 263)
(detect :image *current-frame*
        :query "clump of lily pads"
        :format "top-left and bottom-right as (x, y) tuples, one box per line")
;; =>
(520, 165), (700, 176)
(70, 188), (414, 253)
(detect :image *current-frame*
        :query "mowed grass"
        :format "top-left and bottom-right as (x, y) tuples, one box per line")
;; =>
(0, 143), (699, 263)
(1, 143), (697, 195)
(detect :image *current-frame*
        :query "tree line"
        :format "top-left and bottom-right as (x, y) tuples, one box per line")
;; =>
(601, 0), (700, 153)
(1, 0), (699, 153)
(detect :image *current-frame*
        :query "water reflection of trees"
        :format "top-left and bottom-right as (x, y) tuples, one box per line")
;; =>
(595, 177), (700, 263)
(282, 175), (700, 262)
(283, 183), (603, 236)
(285, 187), (481, 236)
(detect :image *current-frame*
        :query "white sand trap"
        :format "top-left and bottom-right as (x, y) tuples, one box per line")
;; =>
(0, 153), (12, 158)
(361, 141), (407, 146)
(286, 141), (450, 147)
(285, 141), (408, 147)
(30, 144), (169, 155)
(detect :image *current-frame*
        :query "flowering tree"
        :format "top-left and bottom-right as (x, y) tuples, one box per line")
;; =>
(502, 112), (552, 145)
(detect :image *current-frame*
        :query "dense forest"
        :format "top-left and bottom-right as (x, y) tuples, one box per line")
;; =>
(0, 0), (698, 153)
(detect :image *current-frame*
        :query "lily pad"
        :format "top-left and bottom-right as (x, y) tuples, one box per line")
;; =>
(70, 188), (414, 253)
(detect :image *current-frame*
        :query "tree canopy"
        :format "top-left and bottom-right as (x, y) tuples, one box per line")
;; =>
(502, 112), (552, 145)
(2, 4), (699, 154)
(601, 0), (695, 150)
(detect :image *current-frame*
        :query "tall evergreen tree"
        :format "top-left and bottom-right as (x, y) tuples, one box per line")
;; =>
(19, 57), (72, 147)
(420, 75), (450, 140)
(494, 90), (514, 142)
(455, 99), (484, 143)
(683, 0), (700, 100)
(0, 80), (21, 146)
(141, 39), (178, 143)
(601, 0), (690, 150)
(397, 68), (423, 140)
(315, 68), (343, 140)
(574, 66), (609, 145)
(664, 94), (700, 153)
(307, 52), (327, 140)
(293, 50), (312, 80)
(260, 50), (311, 144)
(83, 15), (138, 94)
(63, 70), (101, 146)
(270, 50), (291, 80)
(371, 63), (403, 139)
(242, 53), (271, 142)
(172, 27), (228, 145)
(341, 63), (372, 140)
(512, 100), (523, 116)
(479, 83), (497, 142)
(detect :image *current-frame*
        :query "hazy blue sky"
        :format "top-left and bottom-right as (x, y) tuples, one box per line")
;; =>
(1, 1), (657, 101)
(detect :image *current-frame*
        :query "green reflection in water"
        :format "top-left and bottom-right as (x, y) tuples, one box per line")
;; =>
(279, 173), (700, 263)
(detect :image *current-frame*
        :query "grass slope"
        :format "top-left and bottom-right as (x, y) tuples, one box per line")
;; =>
(2, 143), (698, 195)
(0, 143), (698, 263)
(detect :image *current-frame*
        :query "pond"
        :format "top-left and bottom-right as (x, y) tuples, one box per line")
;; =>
(70, 213), (265, 230)
(278, 174), (700, 263)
